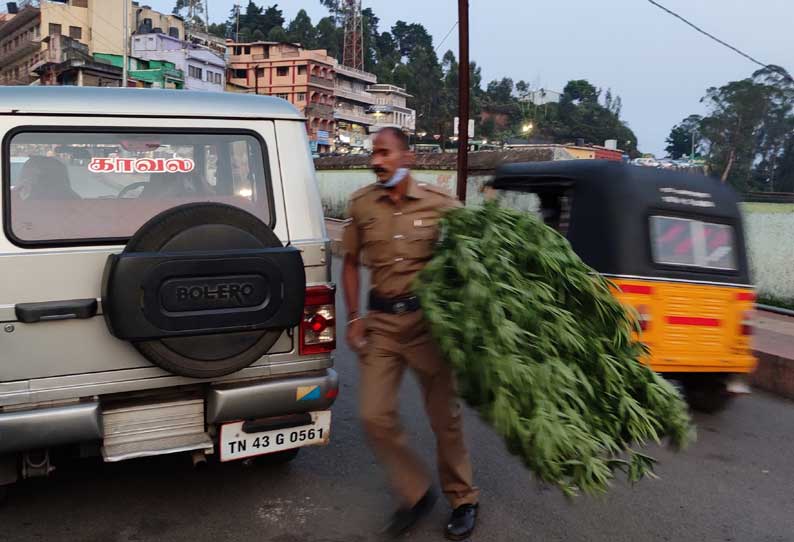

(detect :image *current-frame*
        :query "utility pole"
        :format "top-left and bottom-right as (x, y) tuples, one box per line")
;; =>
(122, 0), (128, 87)
(456, 0), (470, 203)
(235, 4), (240, 42)
(690, 128), (696, 161)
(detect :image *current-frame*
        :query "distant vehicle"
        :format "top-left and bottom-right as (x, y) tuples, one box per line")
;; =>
(414, 143), (443, 154)
(633, 157), (660, 168)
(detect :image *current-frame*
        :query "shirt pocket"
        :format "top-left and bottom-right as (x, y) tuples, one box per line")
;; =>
(407, 217), (440, 259)
(360, 217), (392, 266)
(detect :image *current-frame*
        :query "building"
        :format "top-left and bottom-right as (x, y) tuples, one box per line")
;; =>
(132, 32), (224, 92)
(0, 0), (184, 86)
(95, 52), (184, 89)
(227, 40), (337, 153)
(334, 63), (377, 151)
(33, 34), (122, 87)
(519, 88), (562, 106)
(187, 29), (227, 58)
(367, 84), (416, 134)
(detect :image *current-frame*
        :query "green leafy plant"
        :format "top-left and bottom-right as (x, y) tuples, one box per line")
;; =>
(415, 201), (694, 496)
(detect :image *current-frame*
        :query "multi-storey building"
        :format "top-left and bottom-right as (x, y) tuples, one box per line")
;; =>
(0, 0), (184, 86)
(132, 32), (224, 92)
(368, 84), (416, 134)
(226, 40), (337, 153)
(334, 63), (376, 151)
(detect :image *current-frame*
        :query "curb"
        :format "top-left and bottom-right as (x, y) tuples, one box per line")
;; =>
(749, 351), (794, 401)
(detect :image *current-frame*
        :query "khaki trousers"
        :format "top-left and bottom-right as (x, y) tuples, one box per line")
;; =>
(359, 310), (479, 509)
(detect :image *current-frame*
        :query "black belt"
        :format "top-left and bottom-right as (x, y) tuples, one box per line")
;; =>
(368, 292), (421, 315)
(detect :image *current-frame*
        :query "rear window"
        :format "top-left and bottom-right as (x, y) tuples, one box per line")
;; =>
(650, 215), (737, 271)
(5, 130), (272, 245)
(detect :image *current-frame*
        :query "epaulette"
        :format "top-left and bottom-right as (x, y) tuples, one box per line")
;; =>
(350, 183), (380, 201)
(418, 182), (455, 199)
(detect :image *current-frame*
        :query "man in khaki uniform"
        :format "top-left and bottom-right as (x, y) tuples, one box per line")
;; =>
(342, 128), (479, 540)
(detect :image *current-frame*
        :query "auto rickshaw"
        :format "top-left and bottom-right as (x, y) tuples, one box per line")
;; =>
(487, 160), (756, 412)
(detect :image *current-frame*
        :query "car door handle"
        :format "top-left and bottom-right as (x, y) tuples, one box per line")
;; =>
(15, 299), (98, 323)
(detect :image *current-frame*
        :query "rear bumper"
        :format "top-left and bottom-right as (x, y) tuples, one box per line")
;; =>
(648, 354), (757, 374)
(207, 369), (339, 423)
(0, 402), (102, 454)
(0, 369), (340, 455)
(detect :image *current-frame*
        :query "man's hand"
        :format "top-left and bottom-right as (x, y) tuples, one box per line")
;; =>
(346, 317), (367, 354)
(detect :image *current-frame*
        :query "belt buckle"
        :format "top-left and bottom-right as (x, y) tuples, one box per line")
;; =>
(393, 301), (408, 314)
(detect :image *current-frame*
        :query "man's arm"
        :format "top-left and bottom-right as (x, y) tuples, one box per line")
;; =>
(341, 212), (367, 352)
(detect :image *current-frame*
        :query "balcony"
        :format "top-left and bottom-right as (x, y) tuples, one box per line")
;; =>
(335, 86), (377, 105)
(335, 63), (377, 84)
(0, 35), (40, 69)
(335, 108), (374, 126)
(252, 54), (269, 61)
(306, 102), (334, 118)
(309, 74), (334, 89)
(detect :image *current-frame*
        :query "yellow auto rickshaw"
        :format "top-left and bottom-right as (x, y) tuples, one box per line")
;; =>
(488, 160), (756, 412)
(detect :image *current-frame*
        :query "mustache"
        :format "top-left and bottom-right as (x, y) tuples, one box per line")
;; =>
(373, 167), (388, 175)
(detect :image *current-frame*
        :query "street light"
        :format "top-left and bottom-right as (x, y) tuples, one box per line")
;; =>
(521, 123), (533, 134)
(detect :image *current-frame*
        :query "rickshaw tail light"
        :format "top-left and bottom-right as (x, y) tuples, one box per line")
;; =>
(636, 305), (652, 332)
(741, 311), (753, 336)
(736, 292), (756, 303)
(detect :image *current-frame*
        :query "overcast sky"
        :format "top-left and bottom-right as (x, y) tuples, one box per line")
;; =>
(147, 0), (793, 156)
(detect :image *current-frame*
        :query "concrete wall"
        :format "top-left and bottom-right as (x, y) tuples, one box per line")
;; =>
(741, 207), (794, 304)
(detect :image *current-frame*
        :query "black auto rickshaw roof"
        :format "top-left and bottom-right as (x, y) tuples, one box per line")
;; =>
(488, 160), (750, 285)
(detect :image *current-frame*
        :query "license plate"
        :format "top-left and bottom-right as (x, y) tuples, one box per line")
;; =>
(219, 411), (331, 462)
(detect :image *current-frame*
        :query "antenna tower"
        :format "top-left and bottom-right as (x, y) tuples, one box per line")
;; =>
(342, 0), (364, 70)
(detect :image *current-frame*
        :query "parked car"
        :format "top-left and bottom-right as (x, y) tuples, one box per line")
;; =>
(0, 87), (338, 499)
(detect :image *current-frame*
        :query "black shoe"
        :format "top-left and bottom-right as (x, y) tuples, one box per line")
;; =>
(445, 503), (479, 540)
(382, 489), (438, 537)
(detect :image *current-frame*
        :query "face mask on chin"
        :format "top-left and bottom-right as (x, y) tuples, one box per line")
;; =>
(380, 167), (410, 189)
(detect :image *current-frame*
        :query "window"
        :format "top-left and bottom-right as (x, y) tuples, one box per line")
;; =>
(233, 46), (242, 55)
(650, 216), (737, 271)
(214, 72), (222, 84)
(296, 92), (306, 102)
(6, 131), (272, 244)
(244, 46), (251, 55)
(276, 93), (289, 101)
(69, 26), (82, 40)
(189, 66), (203, 79)
(298, 66), (306, 76)
(255, 67), (264, 78)
(206, 70), (213, 82)
(233, 69), (247, 79)
(72, 0), (88, 7)
(276, 66), (289, 77)
(49, 23), (62, 36)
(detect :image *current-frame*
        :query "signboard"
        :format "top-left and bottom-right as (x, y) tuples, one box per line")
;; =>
(317, 130), (330, 146)
(453, 117), (475, 138)
(309, 140), (319, 152)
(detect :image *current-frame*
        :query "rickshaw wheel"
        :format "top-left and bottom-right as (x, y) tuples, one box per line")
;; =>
(682, 377), (733, 413)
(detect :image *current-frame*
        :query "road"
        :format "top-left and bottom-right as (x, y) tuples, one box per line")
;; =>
(1, 262), (793, 542)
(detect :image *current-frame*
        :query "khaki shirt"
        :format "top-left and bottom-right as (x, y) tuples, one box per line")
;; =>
(342, 177), (461, 299)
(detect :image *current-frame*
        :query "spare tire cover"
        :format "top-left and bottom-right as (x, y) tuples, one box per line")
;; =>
(102, 203), (306, 378)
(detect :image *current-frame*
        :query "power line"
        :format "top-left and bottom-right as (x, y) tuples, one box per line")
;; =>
(646, 0), (792, 82)
(434, 20), (458, 53)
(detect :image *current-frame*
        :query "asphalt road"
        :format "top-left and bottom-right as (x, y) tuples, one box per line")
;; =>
(1, 263), (793, 542)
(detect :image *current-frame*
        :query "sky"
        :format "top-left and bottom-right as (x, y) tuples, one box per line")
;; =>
(147, 0), (794, 156)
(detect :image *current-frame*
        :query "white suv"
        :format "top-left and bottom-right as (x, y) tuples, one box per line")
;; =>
(0, 87), (337, 497)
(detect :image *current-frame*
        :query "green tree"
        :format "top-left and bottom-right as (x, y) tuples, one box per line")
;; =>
(699, 79), (770, 187)
(665, 115), (702, 159)
(267, 26), (288, 42)
(172, 0), (206, 32)
(315, 16), (342, 58)
(261, 5), (285, 35)
(287, 9), (317, 48)
(485, 78), (514, 104)
(207, 22), (228, 39)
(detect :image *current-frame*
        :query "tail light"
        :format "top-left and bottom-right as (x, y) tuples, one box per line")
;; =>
(300, 285), (336, 355)
(636, 305), (652, 332)
(740, 311), (753, 336)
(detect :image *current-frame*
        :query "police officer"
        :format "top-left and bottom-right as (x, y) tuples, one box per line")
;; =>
(342, 127), (479, 540)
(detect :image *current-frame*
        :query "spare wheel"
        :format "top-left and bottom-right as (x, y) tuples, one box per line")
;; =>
(102, 203), (305, 378)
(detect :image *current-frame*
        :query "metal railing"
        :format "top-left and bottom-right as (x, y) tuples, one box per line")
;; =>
(309, 74), (334, 88)
(334, 108), (374, 126)
(306, 103), (334, 117)
(335, 63), (377, 84)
